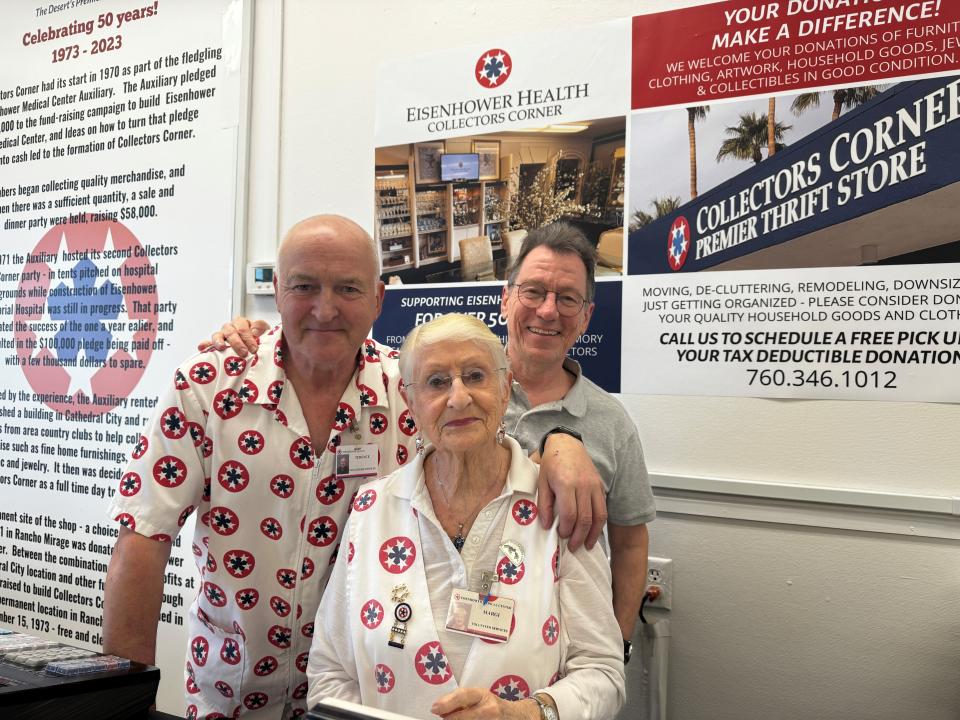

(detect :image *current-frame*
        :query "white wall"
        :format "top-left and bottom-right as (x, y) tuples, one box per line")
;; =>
(243, 1), (960, 717)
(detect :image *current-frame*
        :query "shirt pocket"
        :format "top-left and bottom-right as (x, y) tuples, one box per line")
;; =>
(186, 604), (248, 710)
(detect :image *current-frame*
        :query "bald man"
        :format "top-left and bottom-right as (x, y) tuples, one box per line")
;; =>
(103, 216), (417, 719)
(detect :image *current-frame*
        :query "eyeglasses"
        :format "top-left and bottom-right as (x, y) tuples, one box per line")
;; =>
(512, 282), (586, 317)
(406, 367), (506, 397)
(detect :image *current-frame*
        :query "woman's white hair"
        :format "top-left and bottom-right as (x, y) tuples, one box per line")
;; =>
(399, 313), (508, 391)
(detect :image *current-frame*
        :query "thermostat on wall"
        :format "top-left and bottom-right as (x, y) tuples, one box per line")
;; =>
(247, 262), (276, 295)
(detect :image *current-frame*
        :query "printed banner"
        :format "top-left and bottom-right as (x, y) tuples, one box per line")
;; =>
(622, 264), (959, 401)
(374, 4), (960, 403)
(373, 20), (630, 380)
(626, 1), (960, 400)
(0, 0), (244, 709)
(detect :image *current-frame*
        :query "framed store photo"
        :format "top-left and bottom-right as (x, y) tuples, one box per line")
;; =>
(415, 141), (445, 184)
(473, 139), (500, 181)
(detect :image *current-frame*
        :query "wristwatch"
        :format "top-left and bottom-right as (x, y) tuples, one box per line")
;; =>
(532, 693), (559, 720)
(624, 638), (633, 664)
(538, 425), (583, 456)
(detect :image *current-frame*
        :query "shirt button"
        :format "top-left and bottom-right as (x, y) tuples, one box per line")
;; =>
(471, 535), (480, 544)
(483, 510), (493, 519)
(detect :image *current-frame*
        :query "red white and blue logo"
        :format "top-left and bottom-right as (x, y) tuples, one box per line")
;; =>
(475, 49), (512, 88)
(490, 675), (530, 701)
(542, 615), (559, 646)
(14, 217), (159, 414)
(414, 642), (452, 684)
(307, 516), (339, 547)
(379, 536), (416, 574)
(361, 599), (385, 629)
(512, 499), (537, 526)
(375, 664), (395, 694)
(497, 555), (525, 585)
(667, 215), (691, 271)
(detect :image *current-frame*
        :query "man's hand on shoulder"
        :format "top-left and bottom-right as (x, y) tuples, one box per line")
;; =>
(536, 432), (607, 551)
(197, 316), (270, 356)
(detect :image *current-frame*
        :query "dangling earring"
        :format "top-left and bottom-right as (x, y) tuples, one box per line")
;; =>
(415, 434), (424, 455)
(496, 422), (505, 445)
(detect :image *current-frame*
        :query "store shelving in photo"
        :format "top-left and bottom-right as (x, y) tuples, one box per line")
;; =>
(374, 169), (414, 270)
(415, 186), (448, 264)
(482, 181), (508, 248)
(373, 118), (625, 283)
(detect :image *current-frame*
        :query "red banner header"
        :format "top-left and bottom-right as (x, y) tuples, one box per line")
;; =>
(632, 0), (960, 109)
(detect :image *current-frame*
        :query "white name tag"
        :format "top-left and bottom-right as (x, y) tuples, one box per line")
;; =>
(445, 589), (514, 643)
(335, 444), (378, 478)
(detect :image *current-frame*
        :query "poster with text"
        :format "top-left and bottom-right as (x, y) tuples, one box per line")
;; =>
(0, 0), (244, 709)
(372, 20), (628, 377)
(625, 0), (960, 401)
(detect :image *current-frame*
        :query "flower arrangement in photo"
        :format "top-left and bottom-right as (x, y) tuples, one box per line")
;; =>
(507, 154), (586, 231)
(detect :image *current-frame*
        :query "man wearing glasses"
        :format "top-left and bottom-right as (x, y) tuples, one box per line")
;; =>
(499, 223), (655, 664)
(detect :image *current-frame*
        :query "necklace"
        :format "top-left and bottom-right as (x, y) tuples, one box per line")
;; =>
(430, 453), (503, 554)
(451, 524), (466, 553)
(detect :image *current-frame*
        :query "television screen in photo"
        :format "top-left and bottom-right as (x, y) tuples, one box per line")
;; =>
(440, 153), (480, 181)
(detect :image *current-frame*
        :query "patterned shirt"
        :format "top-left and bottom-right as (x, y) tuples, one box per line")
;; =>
(108, 328), (415, 719)
(307, 437), (624, 720)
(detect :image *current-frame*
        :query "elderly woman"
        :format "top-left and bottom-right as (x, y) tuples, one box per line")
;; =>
(306, 314), (624, 720)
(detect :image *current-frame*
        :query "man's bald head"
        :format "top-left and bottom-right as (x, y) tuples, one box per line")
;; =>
(277, 214), (381, 282)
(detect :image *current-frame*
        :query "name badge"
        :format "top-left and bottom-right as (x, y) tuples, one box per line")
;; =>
(445, 589), (514, 643)
(335, 444), (378, 478)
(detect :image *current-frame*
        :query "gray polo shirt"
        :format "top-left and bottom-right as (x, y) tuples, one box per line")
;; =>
(504, 358), (656, 526)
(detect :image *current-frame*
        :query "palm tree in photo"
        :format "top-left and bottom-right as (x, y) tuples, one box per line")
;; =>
(717, 111), (790, 165)
(767, 97), (777, 158)
(791, 86), (882, 121)
(686, 105), (709, 199)
(630, 195), (682, 231)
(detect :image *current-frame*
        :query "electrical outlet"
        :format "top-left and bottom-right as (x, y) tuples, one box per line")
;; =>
(646, 557), (673, 610)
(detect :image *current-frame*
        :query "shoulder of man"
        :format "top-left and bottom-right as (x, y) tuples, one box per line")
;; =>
(357, 337), (402, 386)
(360, 337), (400, 364)
(170, 325), (283, 399)
(571, 367), (635, 426)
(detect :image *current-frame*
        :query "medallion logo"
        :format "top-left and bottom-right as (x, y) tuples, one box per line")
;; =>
(667, 216), (691, 271)
(475, 49), (512, 88)
(15, 217), (158, 414)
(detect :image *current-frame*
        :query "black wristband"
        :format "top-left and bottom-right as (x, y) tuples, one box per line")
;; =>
(623, 639), (633, 664)
(538, 426), (583, 456)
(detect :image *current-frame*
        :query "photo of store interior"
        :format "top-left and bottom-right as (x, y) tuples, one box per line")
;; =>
(373, 117), (625, 284)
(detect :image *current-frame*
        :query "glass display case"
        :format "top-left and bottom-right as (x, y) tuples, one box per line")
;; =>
(375, 171), (413, 270)
(482, 181), (508, 248)
(415, 187), (448, 263)
(452, 183), (481, 227)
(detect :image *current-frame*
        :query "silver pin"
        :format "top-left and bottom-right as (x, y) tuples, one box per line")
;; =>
(499, 540), (524, 568)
